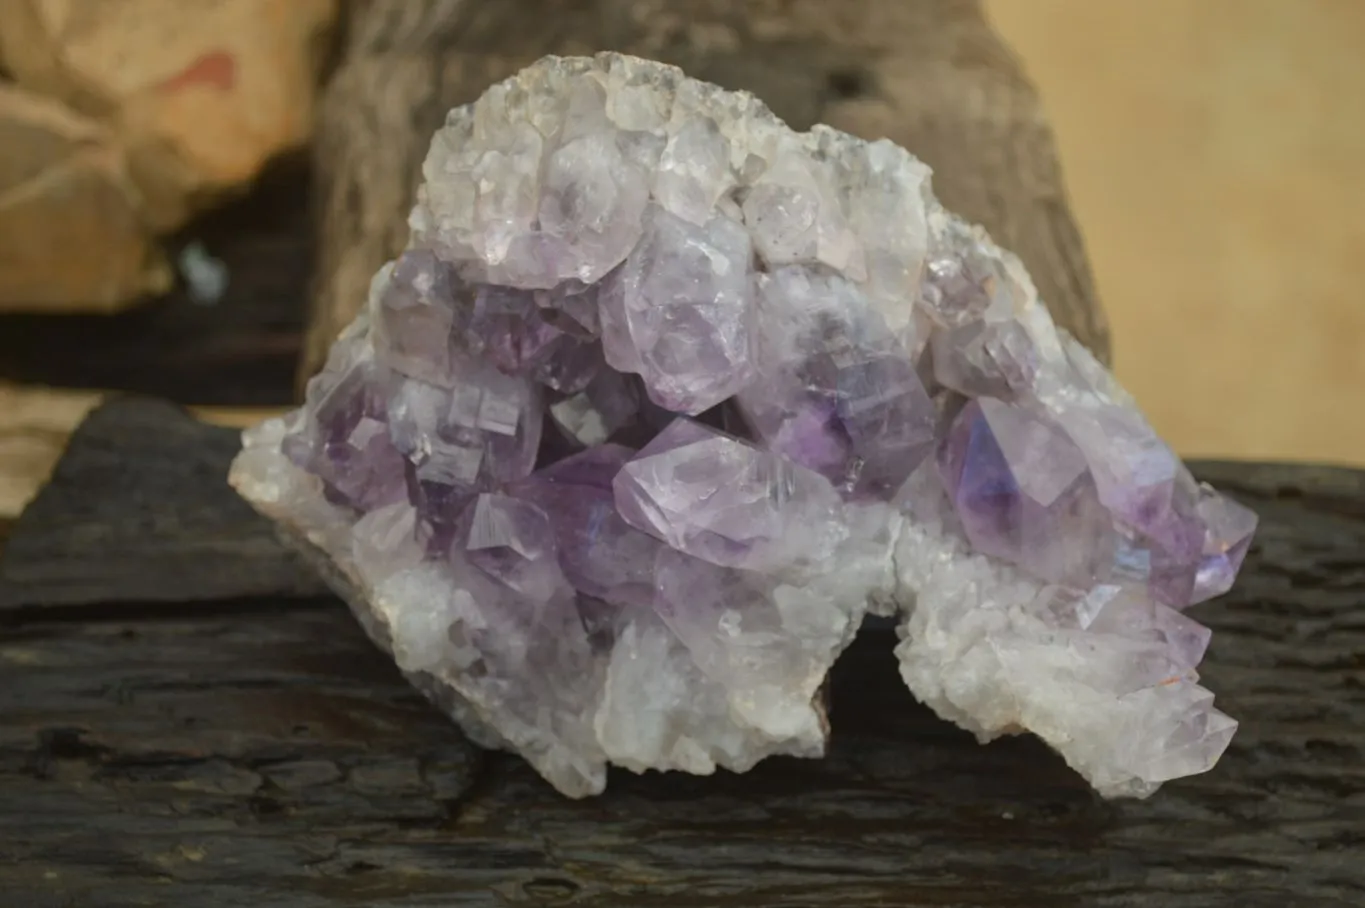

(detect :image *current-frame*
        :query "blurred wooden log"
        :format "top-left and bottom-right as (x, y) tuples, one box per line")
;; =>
(1, 398), (1363, 904)
(304, 0), (1109, 388)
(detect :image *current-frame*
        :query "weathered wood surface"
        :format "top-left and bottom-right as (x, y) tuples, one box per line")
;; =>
(0, 383), (282, 520)
(0, 383), (103, 520)
(0, 398), (324, 609)
(2, 399), (1364, 906)
(306, 0), (1109, 387)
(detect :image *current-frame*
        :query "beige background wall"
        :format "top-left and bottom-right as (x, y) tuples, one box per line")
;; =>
(986, 0), (1365, 466)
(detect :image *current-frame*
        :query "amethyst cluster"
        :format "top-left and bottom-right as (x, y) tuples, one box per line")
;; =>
(230, 54), (1255, 798)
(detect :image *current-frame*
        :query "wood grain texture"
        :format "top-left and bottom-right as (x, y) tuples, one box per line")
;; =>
(0, 383), (102, 520)
(305, 0), (1108, 388)
(0, 383), (282, 521)
(0, 397), (324, 608)
(1, 398), (1363, 906)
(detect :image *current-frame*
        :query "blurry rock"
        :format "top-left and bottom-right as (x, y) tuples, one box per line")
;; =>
(0, 0), (337, 312)
(0, 84), (171, 312)
(0, 0), (338, 230)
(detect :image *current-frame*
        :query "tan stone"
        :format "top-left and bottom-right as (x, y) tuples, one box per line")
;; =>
(0, 0), (338, 231)
(0, 84), (170, 312)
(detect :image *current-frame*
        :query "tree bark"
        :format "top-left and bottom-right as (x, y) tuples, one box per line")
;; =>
(1, 404), (1363, 906)
(304, 0), (1108, 389)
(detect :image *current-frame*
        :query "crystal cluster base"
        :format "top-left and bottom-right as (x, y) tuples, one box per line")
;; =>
(230, 53), (1255, 799)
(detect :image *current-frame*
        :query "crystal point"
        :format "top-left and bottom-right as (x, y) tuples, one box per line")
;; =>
(600, 203), (756, 415)
(613, 418), (846, 571)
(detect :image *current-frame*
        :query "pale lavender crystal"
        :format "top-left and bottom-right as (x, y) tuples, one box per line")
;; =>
(599, 203), (755, 415)
(467, 285), (567, 372)
(466, 284), (602, 393)
(231, 54), (1256, 802)
(920, 220), (1013, 328)
(533, 341), (604, 395)
(921, 222), (1042, 399)
(387, 353), (542, 537)
(613, 418), (846, 571)
(738, 267), (936, 499)
(509, 445), (660, 604)
(652, 547), (832, 735)
(1055, 584), (1213, 679)
(283, 342), (407, 512)
(1059, 396), (1188, 531)
(373, 249), (463, 386)
(535, 282), (600, 336)
(1192, 485), (1258, 602)
(807, 351), (936, 499)
(654, 115), (732, 226)
(930, 318), (1039, 400)
(742, 141), (858, 271)
(446, 492), (608, 787)
(937, 397), (1115, 588)
(536, 122), (651, 285)
(1038, 365), (1214, 609)
(936, 395), (1224, 610)
(458, 493), (565, 601)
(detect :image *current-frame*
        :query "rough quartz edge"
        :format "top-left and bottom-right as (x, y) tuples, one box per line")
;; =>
(229, 411), (846, 796)
(889, 467), (1237, 799)
(229, 412), (511, 751)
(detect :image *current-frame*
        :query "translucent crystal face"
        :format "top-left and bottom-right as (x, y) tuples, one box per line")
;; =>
(231, 54), (1255, 800)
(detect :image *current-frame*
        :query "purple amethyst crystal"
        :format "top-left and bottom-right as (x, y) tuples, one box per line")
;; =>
(509, 444), (661, 604)
(283, 345), (407, 512)
(612, 417), (847, 571)
(547, 366), (640, 448)
(1192, 486), (1258, 602)
(231, 53), (1255, 800)
(599, 203), (756, 415)
(937, 397), (1116, 589)
(373, 249), (464, 386)
(738, 267), (938, 499)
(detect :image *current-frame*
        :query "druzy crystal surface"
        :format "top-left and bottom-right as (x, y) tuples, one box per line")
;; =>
(230, 54), (1256, 798)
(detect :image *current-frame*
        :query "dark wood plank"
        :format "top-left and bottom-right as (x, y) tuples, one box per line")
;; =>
(0, 397), (325, 610)
(0, 601), (486, 908)
(1, 399), (1363, 905)
(2, 515), (1362, 906)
